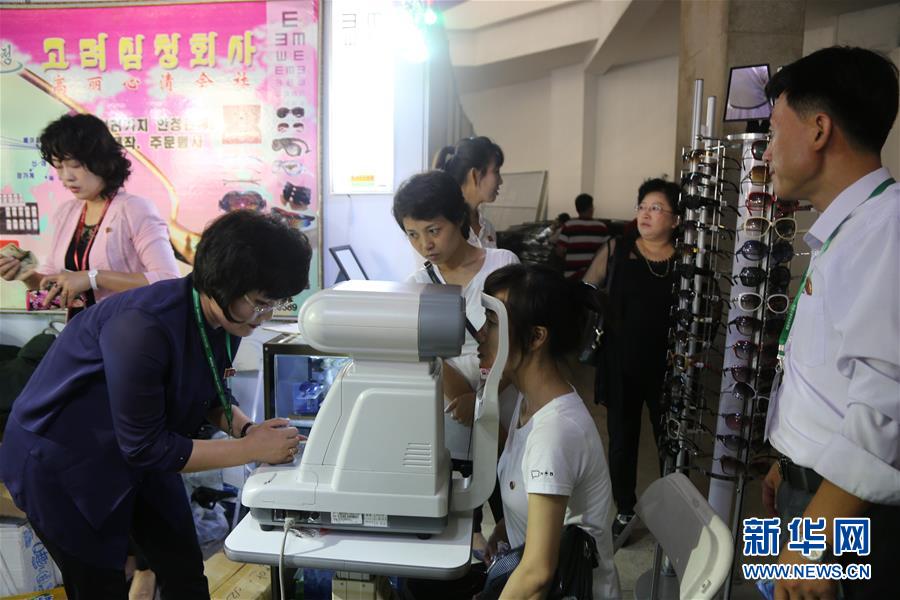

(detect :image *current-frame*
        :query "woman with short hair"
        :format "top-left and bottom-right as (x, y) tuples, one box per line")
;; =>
(583, 177), (681, 545)
(393, 170), (518, 551)
(0, 210), (312, 599)
(0, 113), (179, 315)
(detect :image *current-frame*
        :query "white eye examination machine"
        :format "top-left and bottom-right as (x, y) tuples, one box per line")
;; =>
(242, 280), (509, 537)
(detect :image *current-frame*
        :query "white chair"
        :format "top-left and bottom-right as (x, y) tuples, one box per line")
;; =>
(624, 473), (734, 600)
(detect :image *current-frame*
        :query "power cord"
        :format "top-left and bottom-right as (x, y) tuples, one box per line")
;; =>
(279, 517), (296, 600)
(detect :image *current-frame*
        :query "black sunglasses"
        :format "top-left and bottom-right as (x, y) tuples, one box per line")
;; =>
(219, 191), (266, 213)
(750, 139), (768, 161)
(282, 183), (311, 210)
(276, 106), (305, 118)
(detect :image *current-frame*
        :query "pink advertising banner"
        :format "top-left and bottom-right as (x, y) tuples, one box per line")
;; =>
(0, 0), (320, 312)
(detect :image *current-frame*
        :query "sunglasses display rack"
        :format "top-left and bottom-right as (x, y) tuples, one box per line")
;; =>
(715, 132), (799, 600)
(663, 137), (735, 480)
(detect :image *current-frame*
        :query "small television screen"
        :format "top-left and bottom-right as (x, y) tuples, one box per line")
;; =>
(724, 64), (772, 122)
(329, 245), (368, 280)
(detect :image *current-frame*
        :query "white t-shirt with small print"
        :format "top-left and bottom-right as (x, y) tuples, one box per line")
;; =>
(497, 391), (621, 599)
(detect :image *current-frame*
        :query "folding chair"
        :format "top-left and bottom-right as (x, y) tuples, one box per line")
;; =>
(621, 473), (733, 599)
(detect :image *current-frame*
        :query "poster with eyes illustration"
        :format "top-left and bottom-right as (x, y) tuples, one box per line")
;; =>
(0, 0), (321, 315)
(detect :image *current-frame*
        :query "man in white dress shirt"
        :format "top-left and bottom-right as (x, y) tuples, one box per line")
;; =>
(760, 46), (899, 599)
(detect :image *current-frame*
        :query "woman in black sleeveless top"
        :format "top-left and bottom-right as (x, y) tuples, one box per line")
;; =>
(582, 178), (680, 545)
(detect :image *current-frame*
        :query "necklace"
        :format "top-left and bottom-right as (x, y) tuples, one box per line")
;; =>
(636, 240), (672, 278)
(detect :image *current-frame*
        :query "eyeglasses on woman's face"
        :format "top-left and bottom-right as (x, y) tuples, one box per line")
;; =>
(242, 293), (295, 314)
(637, 202), (672, 215)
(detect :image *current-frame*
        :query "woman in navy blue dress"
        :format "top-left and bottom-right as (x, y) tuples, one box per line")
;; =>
(0, 210), (311, 599)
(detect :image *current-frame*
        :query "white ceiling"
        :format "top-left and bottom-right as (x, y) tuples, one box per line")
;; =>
(441, 0), (899, 93)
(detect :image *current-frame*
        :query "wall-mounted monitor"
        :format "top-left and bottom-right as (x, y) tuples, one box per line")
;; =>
(724, 64), (772, 122)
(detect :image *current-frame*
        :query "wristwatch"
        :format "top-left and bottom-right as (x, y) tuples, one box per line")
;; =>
(802, 540), (832, 563)
(88, 269), (99, 291)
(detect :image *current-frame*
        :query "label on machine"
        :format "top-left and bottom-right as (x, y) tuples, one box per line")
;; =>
(331, 512), (363, 525)
(363, 513), (389, 528)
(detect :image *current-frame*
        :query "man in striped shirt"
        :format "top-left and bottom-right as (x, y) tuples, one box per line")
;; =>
(555, 193), (609, 279)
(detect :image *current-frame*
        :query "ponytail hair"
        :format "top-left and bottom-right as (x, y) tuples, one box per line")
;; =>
(433, 136), (504, 187)
(484, 264), (585, 359)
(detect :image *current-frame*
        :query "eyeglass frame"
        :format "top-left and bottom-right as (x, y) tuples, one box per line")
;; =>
(738, 216), (798, 241)
(242, 293), (294, 314)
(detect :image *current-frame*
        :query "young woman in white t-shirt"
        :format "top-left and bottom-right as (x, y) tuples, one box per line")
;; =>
(432, 136), (505, 249)
(478, 264), (621, 599)
(393, 170), (518, 550)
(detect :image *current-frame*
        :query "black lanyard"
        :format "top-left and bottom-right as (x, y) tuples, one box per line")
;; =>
(424, 261), (480, 339)
(191, 288), (234, 435)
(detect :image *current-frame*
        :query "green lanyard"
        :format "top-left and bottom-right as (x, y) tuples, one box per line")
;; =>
(777, 177), (895, 366)
(191, 288), (235, 435)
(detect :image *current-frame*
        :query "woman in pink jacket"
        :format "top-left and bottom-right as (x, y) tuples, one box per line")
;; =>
(0, 113), (179, 316)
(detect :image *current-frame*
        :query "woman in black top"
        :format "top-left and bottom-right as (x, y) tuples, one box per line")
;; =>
(582, 178), (680, 544)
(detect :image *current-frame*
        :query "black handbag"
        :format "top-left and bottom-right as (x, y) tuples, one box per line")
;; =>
(577, 239), (616, 366)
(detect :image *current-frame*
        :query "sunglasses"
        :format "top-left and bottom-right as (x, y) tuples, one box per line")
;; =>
(716, 455), (774, 478)
(675, 262), (731, 282)
(745, 191), (775, 213)
(729, 292), (790, 314)
(276, 106), (305, 119)
(667, 417), (716, 440)
(738, 216), (797, 241)
(282, 183), (311, 210)
(750, 139), (768, 161)
(272, 160), (308, 176)
(668, 328), (722, 348)
(729, 340), (778, 362)
(277, 122), (304, 132)
(724, 365), (776, 384)
(671, 307), (719, 327)
(676, 287), (723, 302)
(772, 240), (807, 265)
(735, 266), (767, 287)
(719, 411), (766, 433)
(742, 165), (771, 186)
(270, 206), (315, 229)
(727, 315), (786, 336)
(681, 220), (736, 236)
(734, 239), (767, 261)
(773, 199), (815, 219)
(768, 266), (793, 288)
(272, 137), (310, 156)
(722, 380), (757, 403)
(219, 191), (266, 213)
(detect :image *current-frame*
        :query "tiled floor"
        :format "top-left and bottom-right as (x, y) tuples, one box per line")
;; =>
(479, 360), (769, 599)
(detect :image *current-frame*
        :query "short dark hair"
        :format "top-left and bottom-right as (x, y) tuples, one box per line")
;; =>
(433, 136), (505, 186)
(637, 178), (681, 214)
(193, 211), (311, 323)
(766, 46), (899, 154)
(392, 171), (471, 238)
(574, 193), (593, 215)
(557, 212), (571, 224)
(484, 264), (584, 359)
(39, 113), (132, 200)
